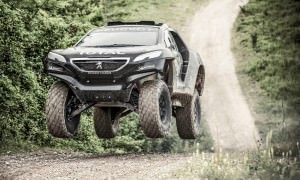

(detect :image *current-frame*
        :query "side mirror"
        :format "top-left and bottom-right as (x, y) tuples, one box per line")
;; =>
(163, 49), (175, 61)
(165, 56), (175, 61)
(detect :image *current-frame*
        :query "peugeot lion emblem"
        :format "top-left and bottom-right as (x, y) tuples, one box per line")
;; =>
(96, 62), (103, 70)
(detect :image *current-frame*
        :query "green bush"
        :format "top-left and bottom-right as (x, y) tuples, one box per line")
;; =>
(235, 0), (300, 106)
(0, 0), (145, 152)
(233, 0), (300, 153)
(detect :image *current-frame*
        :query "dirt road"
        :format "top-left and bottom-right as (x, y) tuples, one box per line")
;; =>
(0, 153), (191, 180)
(0, 0), (259, 179)
(187, 0), (259, 151)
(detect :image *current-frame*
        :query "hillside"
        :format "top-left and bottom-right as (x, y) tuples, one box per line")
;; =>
(233, 0), (300, 152)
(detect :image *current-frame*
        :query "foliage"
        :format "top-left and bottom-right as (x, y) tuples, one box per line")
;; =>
(0, 0), (144, 152)
(168, 132), (300, 179)
(232, 0), (300, 152)
(234, 0), (300, 105)
(169, 149), (300, 180)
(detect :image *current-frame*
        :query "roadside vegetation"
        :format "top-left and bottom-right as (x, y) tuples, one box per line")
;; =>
(165, 0), (299, 179)
(0, 0), (210, 154)
(173, 0), (300, 179)
(232, 0), (300, 154)
(169, 147), (300, 179)
(159, 0), (300, 178)
(174, 0), (300, 178)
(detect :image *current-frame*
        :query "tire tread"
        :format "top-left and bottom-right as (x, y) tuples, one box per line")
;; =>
(46, 81), (73, 138)
(139, 80), (171, 138)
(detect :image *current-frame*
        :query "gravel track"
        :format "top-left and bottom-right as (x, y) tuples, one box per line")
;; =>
(0, 152), (191, 180)
(187, 0), (259, 151)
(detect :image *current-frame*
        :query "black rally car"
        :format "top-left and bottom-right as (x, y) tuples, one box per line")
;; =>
(44, 21), (205, 139)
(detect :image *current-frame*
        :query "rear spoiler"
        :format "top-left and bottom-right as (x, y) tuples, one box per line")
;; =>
(107, 21), (163, 26)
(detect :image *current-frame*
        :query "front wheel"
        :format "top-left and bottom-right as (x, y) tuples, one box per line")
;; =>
(139, 80), (172, 138)
(45, 81), (81, 138)
(176, 90), (201, 139)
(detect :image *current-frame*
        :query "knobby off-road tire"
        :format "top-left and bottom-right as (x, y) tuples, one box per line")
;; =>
(46, 81), (81, 138)
(196, 66), (205, 96)
(176, 90), (201, 139)
(139, 80), (172, 138)
(93, 107), (119, 139)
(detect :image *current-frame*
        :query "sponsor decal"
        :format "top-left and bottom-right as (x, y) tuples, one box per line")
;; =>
(138, 65), (156, 71)
(80, 50), (125, 55)
(87, 71), (111, 75)
(95, 27), (157, 32)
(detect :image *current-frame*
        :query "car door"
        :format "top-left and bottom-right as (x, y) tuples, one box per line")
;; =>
(164, 30), (183, 79)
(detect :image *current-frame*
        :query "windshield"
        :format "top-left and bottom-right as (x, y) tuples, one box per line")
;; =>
(77, 27), (159, 47)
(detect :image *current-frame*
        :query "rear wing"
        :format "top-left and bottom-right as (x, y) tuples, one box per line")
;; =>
(107, 21), (163, 26)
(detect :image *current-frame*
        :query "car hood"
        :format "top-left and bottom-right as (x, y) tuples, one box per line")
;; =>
(51, 45), (165, 60)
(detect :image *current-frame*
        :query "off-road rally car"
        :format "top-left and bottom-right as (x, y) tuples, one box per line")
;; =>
(44, 21), (205, 139)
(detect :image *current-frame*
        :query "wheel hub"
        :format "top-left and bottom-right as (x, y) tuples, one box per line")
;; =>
(159, 95), (167, 124)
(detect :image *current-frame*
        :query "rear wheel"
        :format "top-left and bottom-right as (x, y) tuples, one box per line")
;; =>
(176, 90), (201, 139)
(196, 66), (205, 95)
(46, 81), (81, 138)
(93, 107), (120, 139)
(139, 80), (172, 138)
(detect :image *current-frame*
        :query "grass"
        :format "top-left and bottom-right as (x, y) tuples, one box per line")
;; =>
(232, 0), (300, 154)
(100, 0), (206, 33)
(167, 150), (300, 180)
(166, 130), (300, 179)
(165, 129), (300, 179)
(125, 0), (207, 34)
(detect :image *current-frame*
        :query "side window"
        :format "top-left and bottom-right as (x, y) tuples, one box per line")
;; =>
(170, 31), (189, 62)
(164, 31), (172, 48)
(164, 31), (178, 51)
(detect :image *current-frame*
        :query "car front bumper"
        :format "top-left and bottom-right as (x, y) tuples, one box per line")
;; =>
(49, 71), (157, 103)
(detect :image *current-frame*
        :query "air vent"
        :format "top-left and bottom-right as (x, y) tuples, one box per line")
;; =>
(71, 58), (129, 72)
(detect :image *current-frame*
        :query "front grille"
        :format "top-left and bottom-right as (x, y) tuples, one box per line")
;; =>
(72, 58), (128, 72)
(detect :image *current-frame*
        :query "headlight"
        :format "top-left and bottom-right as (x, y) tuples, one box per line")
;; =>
(47, 52), (66, 63)
(47, 62), (64, 71)
(133, 51), (162, 62)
